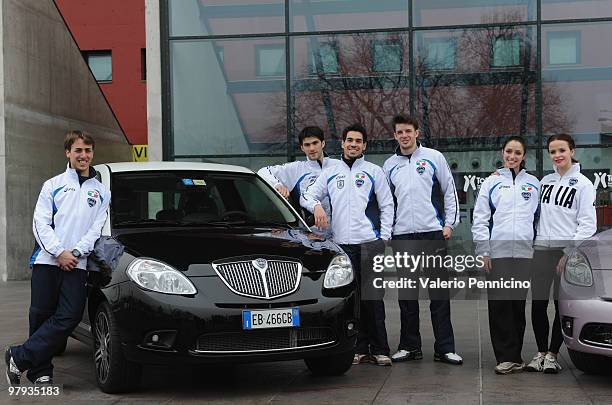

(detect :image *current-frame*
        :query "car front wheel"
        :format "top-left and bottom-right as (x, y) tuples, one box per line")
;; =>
(568, 349), (612, 375)
(304, 350), (354, 376)
(94, 302), (142, 393)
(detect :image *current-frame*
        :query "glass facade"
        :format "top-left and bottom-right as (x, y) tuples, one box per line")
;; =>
(163, 0), (612, 237)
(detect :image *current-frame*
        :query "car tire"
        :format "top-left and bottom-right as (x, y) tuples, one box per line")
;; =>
(93, 302), (142, 393)
(304, 350), (354, 376)
(568, 349), (612, 375)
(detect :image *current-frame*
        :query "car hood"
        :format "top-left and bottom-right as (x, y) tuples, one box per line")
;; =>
(113, 227), (343, 274)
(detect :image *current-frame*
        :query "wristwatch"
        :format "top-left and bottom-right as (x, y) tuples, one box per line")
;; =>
(71, 249), (82, 258)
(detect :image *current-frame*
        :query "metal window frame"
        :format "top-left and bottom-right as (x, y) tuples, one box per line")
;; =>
(160, 0), (612, 166)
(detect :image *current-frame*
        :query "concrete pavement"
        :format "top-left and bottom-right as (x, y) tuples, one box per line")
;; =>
(1, 281), (611, 404)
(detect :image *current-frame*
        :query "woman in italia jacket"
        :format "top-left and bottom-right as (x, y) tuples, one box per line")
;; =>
(525, 134), (596, 374)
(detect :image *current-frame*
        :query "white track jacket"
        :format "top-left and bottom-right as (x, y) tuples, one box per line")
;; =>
(258, 157), (339, 217)
(383, 145), (459, 235)
(535, 163), (597, 249)
(30, 166), (111, 270)
(300, 157), (394, 244)
(471, 168), (540, 258)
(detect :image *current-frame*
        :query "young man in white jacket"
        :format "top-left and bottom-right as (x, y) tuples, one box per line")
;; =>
(258, 126), (338, 226)
(301, 123), (394, 366)
(6, 131), (111, 385)
(383, 115), (462, 365)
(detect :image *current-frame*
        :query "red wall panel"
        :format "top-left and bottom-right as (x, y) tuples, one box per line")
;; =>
(55, 0), (147, 145)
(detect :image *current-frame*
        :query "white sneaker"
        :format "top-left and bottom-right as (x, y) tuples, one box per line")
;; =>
(434, 352), (463, 365)
(543, 353), (562, 374)
(33, 375), (53, 385)
(494, 362), (524, 374)
(525, 352), (546, 372)
(391, 349), (423, 362)
(372, 354), (392, 366)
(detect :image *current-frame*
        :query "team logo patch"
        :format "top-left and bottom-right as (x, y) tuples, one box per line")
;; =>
(569, 178), (578, 186)
(355, 173), (366, 188)
(87, 198), (96, 207)
(415, 160), (427, 175)
(521, 192), (531, 201)
(87, 190), (99, 199)
(337, 179), (344, 189)
(521, 184), (534, 192)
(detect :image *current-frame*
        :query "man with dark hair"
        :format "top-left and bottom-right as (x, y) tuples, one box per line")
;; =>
(6, 130), (110, 385)
(258, 126), (338, 225)
(301, 123), (394, 366)
(383, 115), (463, 365)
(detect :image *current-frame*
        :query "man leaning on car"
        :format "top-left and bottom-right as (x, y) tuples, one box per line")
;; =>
(5, 130), (110, 385)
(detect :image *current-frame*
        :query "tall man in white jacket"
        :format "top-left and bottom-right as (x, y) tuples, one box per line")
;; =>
(258, 126), (338, 226)
(383, 115), (462, 365)
(301, 123), (395, 366)
(6, 131), (111, 385)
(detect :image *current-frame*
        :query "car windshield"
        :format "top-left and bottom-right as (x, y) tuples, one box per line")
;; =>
(111, 170), (301, 228)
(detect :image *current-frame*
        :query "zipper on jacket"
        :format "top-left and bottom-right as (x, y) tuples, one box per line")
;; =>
(512, 175), (516, 257)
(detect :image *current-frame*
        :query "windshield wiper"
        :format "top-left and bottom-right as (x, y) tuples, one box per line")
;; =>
(206, 220), (294, 229)
(114, 219), (183, 227)
(114, 219), (231, 228)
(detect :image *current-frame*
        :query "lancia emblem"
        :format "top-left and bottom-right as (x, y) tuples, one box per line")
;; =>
(252, 258), (268, 272)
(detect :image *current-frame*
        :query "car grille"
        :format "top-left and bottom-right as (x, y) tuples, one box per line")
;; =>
(212, 259), (302, 299)
(580, 323), (612, 348)
(193, 327), (336, 353)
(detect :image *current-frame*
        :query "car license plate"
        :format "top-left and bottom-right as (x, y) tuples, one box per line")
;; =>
(242, 308), (300, 330)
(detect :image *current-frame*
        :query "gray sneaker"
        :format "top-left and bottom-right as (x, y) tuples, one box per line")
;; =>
(352, 353), (373, 365)
(543, 353), (562, 374)
(372, 354), (392, 366)
(525, 352), (546, 372)
(494, 361), (524, 374)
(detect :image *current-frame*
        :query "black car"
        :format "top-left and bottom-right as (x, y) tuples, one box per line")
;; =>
(71, 162), (358, 393)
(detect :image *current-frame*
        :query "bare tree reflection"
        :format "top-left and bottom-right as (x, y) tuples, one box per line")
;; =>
(266, 11), (572, 150)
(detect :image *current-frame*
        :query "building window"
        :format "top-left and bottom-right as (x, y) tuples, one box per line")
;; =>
(82, 50), (112, 82)
(423, 38), (456, 71)
(547, 31), (580, 65)
(491, 36), (521, 67)
(373, 40), (402, 73)
(256, 45), (286, 77)
(310, 42), (339, 75)
(141, 48), (146, 81)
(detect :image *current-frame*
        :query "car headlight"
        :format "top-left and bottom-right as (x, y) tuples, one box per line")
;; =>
(127, 258), (197, 295)
(324, 255), (354, 288)
(564, 250), (593, 287)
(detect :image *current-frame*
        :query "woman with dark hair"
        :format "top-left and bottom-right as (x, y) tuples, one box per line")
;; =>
(472, 136), (540, 374)
(525, 134), (597, 374)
